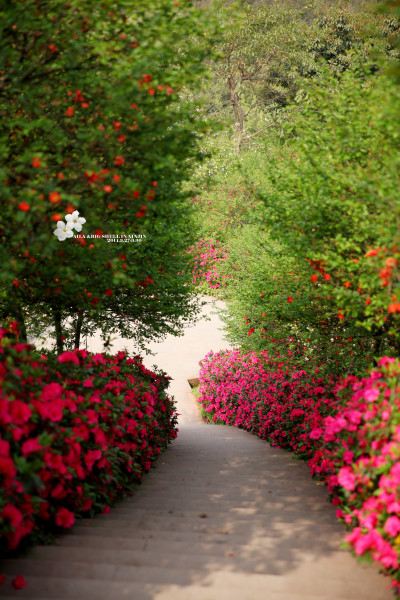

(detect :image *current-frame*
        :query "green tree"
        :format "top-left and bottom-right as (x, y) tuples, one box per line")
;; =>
(198, 0), (378, 153)
(0, 0), (216, 351)
(221, 56), (399, 372)
(191, 0), (399, 373)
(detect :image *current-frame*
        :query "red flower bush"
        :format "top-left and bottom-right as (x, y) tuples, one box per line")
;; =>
(198, 350), (400, 592)
(0, 325), (177, 553)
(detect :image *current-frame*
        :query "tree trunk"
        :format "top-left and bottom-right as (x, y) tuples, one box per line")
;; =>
(14, 305), (27, 342)
(227, 74), (245, 154)
(53, 307), (64, 354)
(74, 311), (84, 349)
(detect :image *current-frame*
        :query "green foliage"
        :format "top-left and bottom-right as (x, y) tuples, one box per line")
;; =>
(191, 0), (399, 375)
(253, 64), (400, 357)
(0, 0), (217, 350)
(197, 0), (384, 152)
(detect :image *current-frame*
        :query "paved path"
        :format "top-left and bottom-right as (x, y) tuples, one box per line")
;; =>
(0, 298), (391, 599)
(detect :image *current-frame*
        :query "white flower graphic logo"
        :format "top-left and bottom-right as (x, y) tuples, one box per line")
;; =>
(65, 210), (86, 232)
(53, 210), (86, 242)
(54, 221), (73, 242)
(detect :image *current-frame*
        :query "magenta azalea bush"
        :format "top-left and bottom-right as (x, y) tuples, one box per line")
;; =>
(310, 358), (400, 589)
(191, 239), (228, 291)
(199, 349), (338, 458)
(0, 324), (177, 553)
(198, 350), (400, 592)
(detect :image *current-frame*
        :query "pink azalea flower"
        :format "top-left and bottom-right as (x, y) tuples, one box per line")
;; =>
(364, 387), (380, 402)
(384, 516), (400, 537)
(57, 351), (80, 365)
(338, 466), (356, 491)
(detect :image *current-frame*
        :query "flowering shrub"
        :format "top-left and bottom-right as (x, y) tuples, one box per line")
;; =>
(198, 350), (400, 592)
(310, 358), (400, 593)
(0, 325), (177, 553)
(199, 350), (338, 458)
(191, 239), (228, 291)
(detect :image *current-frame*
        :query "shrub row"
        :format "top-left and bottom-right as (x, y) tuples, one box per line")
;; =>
(198, 350), (400, 593)
(0, 324), (177, 553)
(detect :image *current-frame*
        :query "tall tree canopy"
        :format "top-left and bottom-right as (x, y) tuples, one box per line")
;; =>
(0, 0), (216, 351)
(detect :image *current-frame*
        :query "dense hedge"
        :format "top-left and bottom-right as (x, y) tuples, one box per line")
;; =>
(0, 324), (177, 553)
(198, 350), (400, 593)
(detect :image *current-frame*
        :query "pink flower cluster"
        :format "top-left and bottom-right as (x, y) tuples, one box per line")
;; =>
(190, 239), (228, 290)
(310, 357), (400, 588)
(0, 325), (177, 562)
(198, 350), (400, 592)
(199, 350), (337, 458)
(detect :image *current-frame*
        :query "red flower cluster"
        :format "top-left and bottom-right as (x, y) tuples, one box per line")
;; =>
(307, 258), (331, 283)
(0, 326), (177, 555)
(380, 257), (398, 288)
(198, 350), (400, 592)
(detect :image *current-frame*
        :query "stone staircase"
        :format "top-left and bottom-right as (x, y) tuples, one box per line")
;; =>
(0, 299), (392, 599)
(0, 423), (391, 599)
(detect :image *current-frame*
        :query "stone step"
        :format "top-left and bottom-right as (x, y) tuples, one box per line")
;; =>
(148, 456), (308, 465)
(135, 479), (318, 490)
(0, 597), (66, 600)
(127, 484), (325, 496)
(121, 488), (329, 499)
(149, 452), (303, 460)
(141, 465), (314, 474)
(71, 520), (340, 539)
(55, 527), (344, 550)
(99, 494), (333, 509)
(20, 544), (355, 575)
(0, 559), (389, 600)
(109, 499), (333, 513)
(143, 469), (312, 477)
(0, 581), (366, 600)
(56, 532), (344, 555)
(73, 512), (339, 532)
